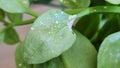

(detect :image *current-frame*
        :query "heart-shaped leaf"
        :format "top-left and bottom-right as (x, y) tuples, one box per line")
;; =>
(0, 0), (30, 13)
(7, 13), (22, 23)
(4, 28), (20, 45)
(98, 32), (120, 68)
(62, 29), (97, 68)
(105, 0), (120, 5)
(23, 9), (76, 64)
(60, 0), (90, 8)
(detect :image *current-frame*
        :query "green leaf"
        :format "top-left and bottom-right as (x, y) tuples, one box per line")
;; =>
(98, 32), (120, 68)
(4, 28), (20, 45)
(0, 9), (5, 21)
(33, 57), (65, 68)
(75, 14), (101, 39)
(23, 9), (76, 64)
(7, 13), (22, 23)
(95, 15), (120, 44)
(30, 0), (52, 4)
(60, 0), (90, 8)
(105, 0), (120, 5)
(91, 0), (106, 6)
(15, 42), (32, 68)
(0, 0), (30, 13)
(62, 29), (97, 68)
(0, 28), (5, 43)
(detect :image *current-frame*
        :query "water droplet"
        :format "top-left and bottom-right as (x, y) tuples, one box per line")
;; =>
(94, 10), (97, 12)
(23, 1), (28, 5)
(67, 19), (76, 32)
(48, 31), (53, 35)
(73, 0), (76, 2)
(19, 64), (22, 67)
(56, 21), (59, 24)
(30, 27), (34, 30)
(61, 12), (64, 14)
(104, 6), (107, 9)
(69, 15), (77, 20)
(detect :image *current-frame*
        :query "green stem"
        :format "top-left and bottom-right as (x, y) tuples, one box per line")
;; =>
(76, 6), (120, 18)
(6, 18), (36, 29)
(25, 8), (40, 17)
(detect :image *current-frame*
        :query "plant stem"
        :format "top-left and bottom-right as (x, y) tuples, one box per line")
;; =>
(6, 18), (36, 29)
(26, 8), (40, 17)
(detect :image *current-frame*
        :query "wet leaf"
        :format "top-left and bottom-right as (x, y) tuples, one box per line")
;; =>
(62, 29), (97, 68)
(105, 0), (120, 5)
(0, 0), (30, 13)
(23, 9), (76, 64)
(15, 42), (32, 68)
(60, 0), (90, 8)
(98, 32), (120, 68)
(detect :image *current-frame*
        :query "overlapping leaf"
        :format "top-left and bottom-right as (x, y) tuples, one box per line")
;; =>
(62, 29), (97, 68)
(60, 0), (90, 8)
(105, 0), (120, 5)
(98, 32), (120, 68)
(23, 9), (76, 64)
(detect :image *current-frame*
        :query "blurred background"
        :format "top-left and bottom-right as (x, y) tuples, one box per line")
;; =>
(0, 0), (62, 68)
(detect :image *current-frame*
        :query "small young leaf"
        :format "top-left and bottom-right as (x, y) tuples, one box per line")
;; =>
(105, 0), (120, 5)
(62, 29), (97, 68)
(0, 9), (5, 21)
(15, 42), (32, 68)
(60, 0), (90, 8)
(98, 32), (120, 68)
(23, 9), (76, 64)
(4, 28), (20, 45)
(7, 13), (22, 23)
(0, 0), (30, 13)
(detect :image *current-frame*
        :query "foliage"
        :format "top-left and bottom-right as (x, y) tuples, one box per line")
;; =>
(0, 0), (120, 68)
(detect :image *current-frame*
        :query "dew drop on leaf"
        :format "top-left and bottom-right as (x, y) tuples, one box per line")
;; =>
(19, 64), (22, 67)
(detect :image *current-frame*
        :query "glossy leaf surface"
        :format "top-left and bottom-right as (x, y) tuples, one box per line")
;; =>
(98, 32), (120, 68)
(23, 9), (76, 64)
(105, 0), (120, 5)
(60, 0), (90, 8)
(62, 29), (97, 68)
(15, 42), (32, 68)
(0, 0), (29, 13)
